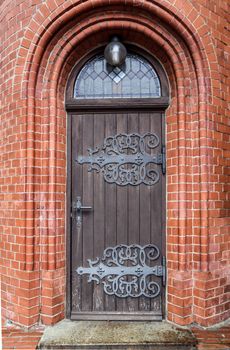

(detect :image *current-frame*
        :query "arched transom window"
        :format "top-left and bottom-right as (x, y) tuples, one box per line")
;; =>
(74, 53), (161, 99)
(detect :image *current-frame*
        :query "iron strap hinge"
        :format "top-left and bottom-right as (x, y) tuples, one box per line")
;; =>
(151, 255), (166, 287)
(158, 145), (166, 175)
(76, 134), (166, 187)
(162, 256), (166, 286)
(77, 244), (166, 298)
(77, 145), (166, 177)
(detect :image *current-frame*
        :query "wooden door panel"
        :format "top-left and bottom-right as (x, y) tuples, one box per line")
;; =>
(103, 114), (116, 312)
(93, 114), (105, 312)
(71, 111), (165, 320)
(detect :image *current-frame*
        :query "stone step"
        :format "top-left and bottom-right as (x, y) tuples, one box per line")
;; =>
(38, 320), (197, 349)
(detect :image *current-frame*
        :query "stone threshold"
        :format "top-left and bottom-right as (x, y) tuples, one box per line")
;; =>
(38, 320), (197, 349)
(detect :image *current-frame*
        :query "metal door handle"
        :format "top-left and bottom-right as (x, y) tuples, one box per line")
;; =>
(72, 197), (92, 226)
(75, 197), (92, 211)
(79, 206), (92, 210)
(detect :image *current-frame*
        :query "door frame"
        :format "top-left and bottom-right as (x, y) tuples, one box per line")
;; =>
(65, 46), (169, 319)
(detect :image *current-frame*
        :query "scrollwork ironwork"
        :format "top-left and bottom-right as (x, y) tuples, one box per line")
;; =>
(77, 244), (164, 298)
(76, 133), (162, 186)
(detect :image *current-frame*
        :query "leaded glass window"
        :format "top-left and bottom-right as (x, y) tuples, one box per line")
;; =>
(74, 54), (161, 99)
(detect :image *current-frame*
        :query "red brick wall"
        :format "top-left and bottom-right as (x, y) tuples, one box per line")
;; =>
(191, 0), (230, 326)
(0, 0), (229, 328)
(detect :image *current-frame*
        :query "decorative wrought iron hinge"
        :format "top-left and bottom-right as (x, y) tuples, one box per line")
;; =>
(77, 244), (166, 298)
(76, 133), (166, 186)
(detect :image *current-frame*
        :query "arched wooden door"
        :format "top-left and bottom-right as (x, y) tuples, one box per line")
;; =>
(66, 49), (169, 321)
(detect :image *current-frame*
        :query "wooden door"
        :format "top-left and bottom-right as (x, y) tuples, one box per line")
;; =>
(69, 110), (166, 320)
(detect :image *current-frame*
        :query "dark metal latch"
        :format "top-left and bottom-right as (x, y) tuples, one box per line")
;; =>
(72, 196), (92, 226)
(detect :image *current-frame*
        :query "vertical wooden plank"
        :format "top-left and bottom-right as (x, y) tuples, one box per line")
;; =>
(71, 114), (83, 313)
(149, 112), (162, 314)
(81, 114), (94, 312)
(92, 114), (105, 311)
(150, 112), (162, 245)
(104, 113), (117, 312)
(138, 112), (151, 312)
(116, 113), (128, 244)
(116, 113), (128, 312)
(126, 112), (140, 312)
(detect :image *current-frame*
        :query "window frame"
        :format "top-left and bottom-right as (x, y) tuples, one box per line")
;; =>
(73, 53), (162, 100)
(65, 46), (169, 111)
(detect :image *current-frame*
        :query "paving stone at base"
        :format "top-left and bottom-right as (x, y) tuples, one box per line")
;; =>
(39, 346), (196, 350)
(38, 320), (197, 350)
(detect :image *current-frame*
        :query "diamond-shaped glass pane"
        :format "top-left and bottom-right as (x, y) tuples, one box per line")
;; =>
(99, 71), (107, 79)
(109, 71), (116, 80)
(74, 54), (161, 99)
(118, 71), (126, 79)
(91, 71), (98, 80)
(127, 71), (135, 79)
(113, 76), (122, 84)
(113, 67), (121, 74)
(137, 71), (145, 79)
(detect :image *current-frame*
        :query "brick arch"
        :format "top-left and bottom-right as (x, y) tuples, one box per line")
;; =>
(37, 15), (196, 272)
(17, 0), (215, 131)
(12, 0), (220, 327)
(18, 0), (216, 91)
(20, 0), (212, 264)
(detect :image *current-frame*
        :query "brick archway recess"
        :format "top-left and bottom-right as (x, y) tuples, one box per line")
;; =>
(1, 0), (229, 328)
